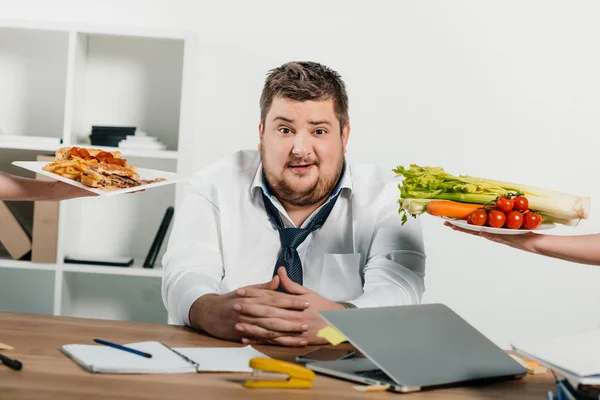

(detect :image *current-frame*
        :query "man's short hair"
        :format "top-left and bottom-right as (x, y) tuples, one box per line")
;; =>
(260, 61), (349, 132)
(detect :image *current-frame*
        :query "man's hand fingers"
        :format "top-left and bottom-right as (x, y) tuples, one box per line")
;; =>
(246, 276), (279, 290)
(241, 336), (308, 347)
(236, 287), (274, 298)
(236, 290), (310, 310)
(268, 336), (309, 347)
(237, 276), (280, 296)
(268, 295), (310, 310)
(277, 267), (309, 295)
(268, 275), (280, 290)
(236, 287), (271, 298)
(444, 222), (482, 237)
(234, 323), (289, 340)
(237, 315), (308, 333)
(233, 302), (302, 319)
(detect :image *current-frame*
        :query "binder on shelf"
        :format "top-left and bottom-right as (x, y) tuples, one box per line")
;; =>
(143, 206), (174, 269)
(89, 125), (137, 147)
(64, 256), (134, 267)
(91, 126), (137, 134)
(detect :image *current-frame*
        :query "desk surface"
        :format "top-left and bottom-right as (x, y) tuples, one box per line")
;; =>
(0, 312), (555, 399)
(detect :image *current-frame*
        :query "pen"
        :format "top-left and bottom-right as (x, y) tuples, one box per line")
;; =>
(93, 338), (152, 358)
(0, 353), (23, 371)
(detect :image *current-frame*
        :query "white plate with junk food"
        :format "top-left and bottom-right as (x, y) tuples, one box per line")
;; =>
(442, 217), (556, 235)
(12, 147), (180, 196)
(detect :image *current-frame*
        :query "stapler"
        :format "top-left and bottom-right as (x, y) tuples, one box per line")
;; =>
(244, 357), (316, 389)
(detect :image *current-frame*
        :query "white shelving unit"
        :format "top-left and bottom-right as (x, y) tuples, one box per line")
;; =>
(0, 20), (196, 324)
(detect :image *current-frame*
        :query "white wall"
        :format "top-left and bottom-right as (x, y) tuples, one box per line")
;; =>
(2, 0), (599, 349)
(0, 27), (68, 137)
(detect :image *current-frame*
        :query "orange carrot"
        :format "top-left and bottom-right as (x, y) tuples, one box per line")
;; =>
(426, 200), (483, 219)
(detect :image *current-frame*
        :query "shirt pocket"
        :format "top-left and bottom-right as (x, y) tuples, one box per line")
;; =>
(320, 253), (363, 302)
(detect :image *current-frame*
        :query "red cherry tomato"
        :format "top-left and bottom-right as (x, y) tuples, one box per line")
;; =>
(523, 212), (543, 230)
(496, 196), (514, 213)
(505, 211), (524, 229)
(488, 210), (506, 228)
(513, 196), (529, 212)
(469, 209), (487, 226)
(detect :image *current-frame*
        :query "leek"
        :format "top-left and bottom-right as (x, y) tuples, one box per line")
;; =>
(393, 164), (590, 225)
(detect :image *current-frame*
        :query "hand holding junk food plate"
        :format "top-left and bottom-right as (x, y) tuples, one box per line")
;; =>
(13, 146), (179, 196)
(393, 164), (590, 235)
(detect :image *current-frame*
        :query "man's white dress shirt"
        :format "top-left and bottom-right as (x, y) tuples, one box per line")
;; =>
(162, 150), (426, 326)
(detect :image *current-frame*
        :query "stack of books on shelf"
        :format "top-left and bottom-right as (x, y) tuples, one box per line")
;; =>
(89, 126), (135, 147)
(89, 126), (167, 151)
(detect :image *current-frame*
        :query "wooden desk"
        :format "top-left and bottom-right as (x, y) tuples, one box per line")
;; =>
(0, 312), (555, 399)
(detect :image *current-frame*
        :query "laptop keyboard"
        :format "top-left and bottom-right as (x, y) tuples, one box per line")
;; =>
(354, 369), (397, 385)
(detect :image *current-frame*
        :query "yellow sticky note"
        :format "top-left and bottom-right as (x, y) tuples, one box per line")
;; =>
(510, 354), (548, 375)
(0, 342), (14, 350)
(316, 325), (347, 345)
(353, 384), (390, 392)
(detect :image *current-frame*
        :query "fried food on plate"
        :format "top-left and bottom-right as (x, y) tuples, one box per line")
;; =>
(42, 146), (143, 191)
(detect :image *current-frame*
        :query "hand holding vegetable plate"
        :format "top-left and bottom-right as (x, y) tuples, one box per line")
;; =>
(393, 164), (590, 235)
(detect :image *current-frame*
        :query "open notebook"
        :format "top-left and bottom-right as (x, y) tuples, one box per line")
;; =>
(512, 328), (600, 385)
(62, 341), (270, 374)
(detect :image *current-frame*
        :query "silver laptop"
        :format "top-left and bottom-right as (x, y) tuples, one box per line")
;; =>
(306, 304), (527, 393)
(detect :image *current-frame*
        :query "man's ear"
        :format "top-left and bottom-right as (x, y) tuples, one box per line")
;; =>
(258, 121), (264, 139)
(258, 121), (264, 150)
(341, 122), (350, 154)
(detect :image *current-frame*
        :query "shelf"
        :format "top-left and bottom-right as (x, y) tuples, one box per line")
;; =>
(0, 137), (62, 153)
(0, 259), (57, 272)
(0, 138), (179, 160)
(0, 18), (194, 41)
(0, 259), (162, 277)
(0, 19), (193, 324)
(62, 262), (162, 278)
(73, 143), (179, 160)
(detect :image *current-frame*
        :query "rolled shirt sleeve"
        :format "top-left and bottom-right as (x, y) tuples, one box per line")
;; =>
(350, 181), (426, 308)
(161, 180), (224, 326)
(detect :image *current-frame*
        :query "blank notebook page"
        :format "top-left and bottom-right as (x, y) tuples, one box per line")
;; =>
(173, 345), (271, 372)
(62, 341), (196, 374)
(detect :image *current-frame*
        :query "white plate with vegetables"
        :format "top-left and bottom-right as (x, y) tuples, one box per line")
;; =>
(442, 216), (556, 235)
(394, 165), (589, 231)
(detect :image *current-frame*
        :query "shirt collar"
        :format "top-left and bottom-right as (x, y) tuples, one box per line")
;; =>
(250, 158), (353, 199)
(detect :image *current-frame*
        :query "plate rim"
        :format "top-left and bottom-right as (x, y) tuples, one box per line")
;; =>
(441, 216), (556, 235)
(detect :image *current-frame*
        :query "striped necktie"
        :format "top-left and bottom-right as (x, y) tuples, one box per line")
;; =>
(261, 191), (340, 292)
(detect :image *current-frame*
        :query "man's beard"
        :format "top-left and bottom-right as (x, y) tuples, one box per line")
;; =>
(261, 149), (344, 207)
